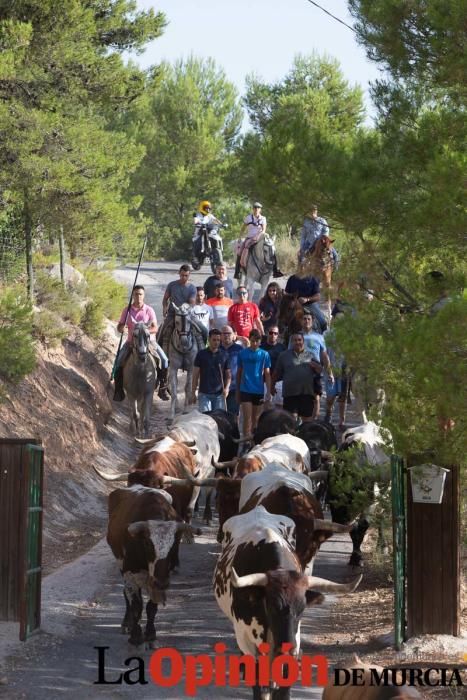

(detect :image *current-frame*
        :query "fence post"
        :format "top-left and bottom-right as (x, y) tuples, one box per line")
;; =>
(391, 455), (406, 650)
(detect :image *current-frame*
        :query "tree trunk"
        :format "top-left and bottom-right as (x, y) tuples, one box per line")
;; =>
(24, 197), (34, 301)
(59, 226), (65, 286)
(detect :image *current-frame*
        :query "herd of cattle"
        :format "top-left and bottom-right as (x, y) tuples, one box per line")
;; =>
(93, 408), (391, 698)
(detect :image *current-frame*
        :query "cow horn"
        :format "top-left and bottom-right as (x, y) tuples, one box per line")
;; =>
(134, 437), (154, 444)
(92, 465), (127, 481)
(160, 475), (191, 486)
(211, 456), (238, 470)
(218, 431), (225, 440)
(231, 435), (254, 444)
(182, 440), (196, 447)
(312, 519), (351, 533)
(306, 573), (362, 593)
(307, 470), (329, 481)
(230, 568), (268, 588)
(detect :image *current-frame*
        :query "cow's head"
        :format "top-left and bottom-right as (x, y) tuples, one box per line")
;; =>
(127, 520), (198, 599)
(231, 567), (361, 657)
(233, 455), (263, 479)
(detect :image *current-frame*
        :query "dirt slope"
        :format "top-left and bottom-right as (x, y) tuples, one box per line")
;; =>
(0, 324), (118, 573)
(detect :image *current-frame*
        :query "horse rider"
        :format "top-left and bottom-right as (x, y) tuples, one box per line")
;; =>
(234, 202), (284, 279)
(158, 264), (206, 356)
(193, 200), (223, 260)
(285, 271), (328, 333)
(113, 285), (170, 402)
(298, 204), (329, 262)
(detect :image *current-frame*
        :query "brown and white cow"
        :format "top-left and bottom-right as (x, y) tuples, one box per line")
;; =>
(93, 436), (200, 525)
(214, 506), (361, 699)
(238, 464), (350, 569)
(107, 484), (200, 647)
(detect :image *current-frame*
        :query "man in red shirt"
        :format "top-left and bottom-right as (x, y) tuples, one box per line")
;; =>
(227, 286), (264, 339)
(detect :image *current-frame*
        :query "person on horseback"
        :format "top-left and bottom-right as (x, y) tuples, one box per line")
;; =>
(234, 203), (283, 279)
(284, 272), (328, 333)
(113, 285), (170, 402)
(298, 204), (329, 262)
(158, 264), (205, 354)
(192, 200), (223, 262)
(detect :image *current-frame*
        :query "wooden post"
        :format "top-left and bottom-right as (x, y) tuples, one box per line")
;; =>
(406, 455), (460, 636)
(24, 197), (34, 301)
(59, 226), (65, 286)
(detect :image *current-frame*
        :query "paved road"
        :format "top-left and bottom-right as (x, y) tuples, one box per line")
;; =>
(0, 261), (360, 700)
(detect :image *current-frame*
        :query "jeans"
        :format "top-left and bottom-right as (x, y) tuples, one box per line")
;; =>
(304, 302), (328, 333)
(116, 341), (168, 369)
(198, 392), (225, 413)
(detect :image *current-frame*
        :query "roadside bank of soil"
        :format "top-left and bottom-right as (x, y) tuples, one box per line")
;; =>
(0, 323), (118, 574)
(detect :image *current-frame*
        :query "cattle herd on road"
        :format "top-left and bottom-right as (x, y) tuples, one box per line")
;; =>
(93, 408), (391, 699)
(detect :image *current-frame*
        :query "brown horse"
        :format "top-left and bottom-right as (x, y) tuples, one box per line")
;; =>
(278, 293), (305, 345)
(303, 235), (336, 318)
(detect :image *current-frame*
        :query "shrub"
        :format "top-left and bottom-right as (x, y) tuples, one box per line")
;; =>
(33, 308), (68, 347)
(0, 286), (36, 381)
(35, 272), (83, 325)
(81, 268), (127, 338)
(275, 233), (299, 275)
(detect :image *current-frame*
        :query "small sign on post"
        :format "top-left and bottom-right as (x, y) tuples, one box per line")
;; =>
(408, 464), (450, 504)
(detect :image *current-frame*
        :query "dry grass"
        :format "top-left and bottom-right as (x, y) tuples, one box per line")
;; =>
(275, 233), (300, 275)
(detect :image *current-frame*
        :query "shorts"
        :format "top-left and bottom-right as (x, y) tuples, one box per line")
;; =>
(240, 391), (264, 406)
(283, 394), (315, 418)
(325, 374), (349, 400)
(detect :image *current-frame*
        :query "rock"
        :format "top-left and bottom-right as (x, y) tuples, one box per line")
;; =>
(47, 263), (85, 288)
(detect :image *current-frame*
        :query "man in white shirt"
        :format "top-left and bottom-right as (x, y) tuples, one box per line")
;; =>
(190, 287), (212, 337)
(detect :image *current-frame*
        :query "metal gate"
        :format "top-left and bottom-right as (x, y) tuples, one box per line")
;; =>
(20, 444), (44, 640)
(0, 439), (44, 640)
(391, 454), (406, 650)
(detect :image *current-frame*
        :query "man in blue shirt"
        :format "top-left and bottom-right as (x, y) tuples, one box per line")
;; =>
(221, 325), (243, 417)
(285, 272), (328, 333)
(298, 205), (329, 261)
(236, 329), (271, 439)
(191, 329), (231, 413)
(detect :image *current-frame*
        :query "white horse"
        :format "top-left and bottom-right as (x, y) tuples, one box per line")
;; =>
(122, 322), (157, 437)
(167, 303), (203, 420)
(235, 234), (274, 300)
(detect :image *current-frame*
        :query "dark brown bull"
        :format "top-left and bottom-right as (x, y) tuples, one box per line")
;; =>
(107, 485), (200, 647)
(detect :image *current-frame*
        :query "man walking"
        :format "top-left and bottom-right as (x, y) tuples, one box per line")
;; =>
(228, 286), (264, 339)
(272, 332), (323, 423)
(191, 329), (231, 413)
(221, 325), (243, 416)
(207, 281), (234, 330)
(236, 329), (271, 439)
(204, 263), (234, 300)
(261, 324), (286, 407)
(190, 287), (212, 335)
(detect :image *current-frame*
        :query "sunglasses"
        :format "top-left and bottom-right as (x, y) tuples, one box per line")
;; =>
(238, 291), (247, 295)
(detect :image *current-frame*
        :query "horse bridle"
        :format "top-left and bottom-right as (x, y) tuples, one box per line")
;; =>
(172, 310), (194, 354)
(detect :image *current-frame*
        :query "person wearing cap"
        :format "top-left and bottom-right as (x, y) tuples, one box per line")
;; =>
(207, 281), (234, 330)
(298, 204), (329, 262)
(234, 202), (283, 279)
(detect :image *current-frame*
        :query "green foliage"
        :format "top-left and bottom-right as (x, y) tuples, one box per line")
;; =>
(0, 0), (166, 274)
(233, 54), (365, 226)
(35, 272), (83, 325)
(81, 267), (127, 338)
(0, 286), (36, 380)
(121, 57), (243, 259)
(33, 308), (68, 347)
(328, 446), (381, 518)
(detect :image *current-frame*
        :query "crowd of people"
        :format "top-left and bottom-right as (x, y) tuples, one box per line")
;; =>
(114, 202), (350, 439)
